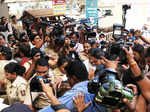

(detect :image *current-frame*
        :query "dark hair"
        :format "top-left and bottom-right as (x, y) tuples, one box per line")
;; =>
(123, 29), (129, 34)
(90, 40), (96, 47)
(19, 44), (30, 57)
(132, 44), (144, 57)
(0, 46), (12, 60)
(4, 62), (26, 76)
(88, 48), (96, 56)
(30, 34), (39, 42)
(65, 60), (88, 81)
(30, 47), (42, 59)
(58, 45), (70, 57)
(83, 40), (92, 45)
(88, 48), (104, 59)
(99, 33), (105, 37)
(20, 32), (26, 39)
(7, 34), (14, 41)
(93, 48), (105, 59)
(0, 33), (5, 40)
(55, 36), (64, 46)
(11, 15), (16, 19)
(129, 29), (135, 36)
(57, 57), (69, 67)
(35, 58), (49, 68)
(72, 32), (80, 39)
(145, 46), (150, 58)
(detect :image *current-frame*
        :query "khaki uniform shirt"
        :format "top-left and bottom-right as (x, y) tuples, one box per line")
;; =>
(44, 48), (58, 69)
(6, 76), (27, 105)
(44, 48), (58, 58)
(53, 68), (67, 81)
(53, 68), (63, 77)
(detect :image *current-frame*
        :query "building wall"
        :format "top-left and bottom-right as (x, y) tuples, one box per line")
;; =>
(0, 3), (9, 18)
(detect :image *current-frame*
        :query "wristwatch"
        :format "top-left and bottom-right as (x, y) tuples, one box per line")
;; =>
(51, 104), (69, 111)
(134, 73), (145, 82)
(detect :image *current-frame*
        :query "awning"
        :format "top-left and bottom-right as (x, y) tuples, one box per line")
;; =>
(22, 8), (64, 18)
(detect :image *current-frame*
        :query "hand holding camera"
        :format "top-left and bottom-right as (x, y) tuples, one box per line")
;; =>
(123, 84), (137, 112)
(39, 79), (55, 99)
(122, 47), (134, 63)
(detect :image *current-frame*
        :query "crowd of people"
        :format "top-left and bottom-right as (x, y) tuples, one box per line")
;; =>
(0, 14), (150, 112)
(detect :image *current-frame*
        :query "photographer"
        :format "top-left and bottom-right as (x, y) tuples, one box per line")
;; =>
(39, 60), (107, 112)
(30, 34), (46, 51)
(70, 32), (84, 53)
(122, 44), (146, 93)
(123, 47), (150, 111)
(100, 57), (138, 112)
(24, 58), (53, 110)
(23, 47), (42, 80)
(123, 47), (150, 99)
(40, 78), (92, 112)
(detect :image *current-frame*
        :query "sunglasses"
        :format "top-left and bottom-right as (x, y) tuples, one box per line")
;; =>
(36, 70), (48, 74)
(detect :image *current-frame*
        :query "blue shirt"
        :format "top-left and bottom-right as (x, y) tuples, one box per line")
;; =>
(39, 81), (107, 112)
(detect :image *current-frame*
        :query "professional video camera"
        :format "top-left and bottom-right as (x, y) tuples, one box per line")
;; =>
(113, 24), (124, 40)
(79, 23), (96, 39)
(88, 69), (134, 109)
(122, 4), (131, 11)
(30, 76), (51, 92)
(50, 21), (64, 37)
(63, 16), (76, 23)
(106, 41), (133, 64)
(22, 18), (36, 28)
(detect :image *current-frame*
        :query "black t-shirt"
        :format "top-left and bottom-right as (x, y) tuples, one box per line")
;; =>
(0, 22), (9, 32)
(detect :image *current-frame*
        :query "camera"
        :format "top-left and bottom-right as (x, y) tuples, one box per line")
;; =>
(88, 69), (134, 109)
(30, 76), (51, 92)
(122, 4), (131, 11)
(50, 22), (64, 37)
(70, 40), (76, 48)
(113, 24), (124, 40)
(107, 41), (133, 64)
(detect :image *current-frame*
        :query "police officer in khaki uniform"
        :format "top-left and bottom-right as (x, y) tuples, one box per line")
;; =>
(1, 62), (27, 105)
(0, 46), (16, 95)
(6, 76), (27, 105)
